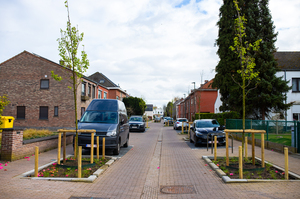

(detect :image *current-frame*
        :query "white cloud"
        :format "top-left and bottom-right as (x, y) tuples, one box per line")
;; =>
(0, 0), (299, 108)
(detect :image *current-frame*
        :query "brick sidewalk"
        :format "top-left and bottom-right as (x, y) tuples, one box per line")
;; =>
(0, 123), (300, 199)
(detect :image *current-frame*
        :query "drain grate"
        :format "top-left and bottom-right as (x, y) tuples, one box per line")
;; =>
(69, 197), (109, 199)
(160, 185), (196, 194)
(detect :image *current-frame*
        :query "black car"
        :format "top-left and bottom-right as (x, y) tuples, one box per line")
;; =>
(77, 99), (130, 155)
(129, 116), (145, 132)
(189, 119), (225, 146)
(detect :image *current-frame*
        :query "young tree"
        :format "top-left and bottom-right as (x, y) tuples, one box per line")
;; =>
(52, 0), (89, 158)
(229, 0), (261, 156)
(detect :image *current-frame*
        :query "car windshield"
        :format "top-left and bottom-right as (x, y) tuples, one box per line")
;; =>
(130, 117), (143, 122)
(80, 111), (118, 124)
(196, 120), (219, 128)
(178, 119), (187, 122)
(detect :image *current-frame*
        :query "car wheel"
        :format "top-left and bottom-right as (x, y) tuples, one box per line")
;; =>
(113, 139), (120, 155)
(124, 135), (129, 148)
(194, 136), (198, 147)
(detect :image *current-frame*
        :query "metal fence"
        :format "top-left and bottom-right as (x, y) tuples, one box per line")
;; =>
(226, 119), (300, 152)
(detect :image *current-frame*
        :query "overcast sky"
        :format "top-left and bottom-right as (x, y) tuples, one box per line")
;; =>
(1, 0), (299, 108)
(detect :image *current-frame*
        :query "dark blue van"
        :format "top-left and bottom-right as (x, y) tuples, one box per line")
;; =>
(77, 99), (129, 155)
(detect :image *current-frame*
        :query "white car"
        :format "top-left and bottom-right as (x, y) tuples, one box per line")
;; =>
(173, 118), (189, 130)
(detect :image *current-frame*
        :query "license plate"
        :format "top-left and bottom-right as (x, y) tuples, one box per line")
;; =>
(86, 144), (97, 147)
(132, 126), (137, 128)
(208, 141), (219, 144)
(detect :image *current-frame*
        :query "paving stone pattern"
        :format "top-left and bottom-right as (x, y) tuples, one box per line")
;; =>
(1, 122), (300, 198)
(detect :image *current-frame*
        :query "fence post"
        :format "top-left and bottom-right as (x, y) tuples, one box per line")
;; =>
(226, 132), (229, 166)
(91, 133), (94, 164)
(266, 121), (269, 141)
(252, 132), (255, 165)
(261, 133), (265, 168)
(78, 146), (82, 178)
(97, 136), (99, 159)
(57, 132), (61, 165)
(245, 137), (248, 160)
(63, 132), (66, 164)
(214, 136), (217, 161)
(102, 137), (105, 160)
(239, 146), (243, 179)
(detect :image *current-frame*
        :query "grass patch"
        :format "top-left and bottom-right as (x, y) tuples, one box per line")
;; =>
(246, 134), (291, 146)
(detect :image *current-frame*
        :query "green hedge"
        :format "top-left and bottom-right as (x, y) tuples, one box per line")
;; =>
(192, 112), (240, 126)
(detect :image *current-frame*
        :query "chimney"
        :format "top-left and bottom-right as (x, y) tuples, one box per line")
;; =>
(204, 80), (208, 84)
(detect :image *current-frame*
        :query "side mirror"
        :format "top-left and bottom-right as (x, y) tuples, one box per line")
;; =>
(190, 126), (194, 131)
(120, 119), (125, 125)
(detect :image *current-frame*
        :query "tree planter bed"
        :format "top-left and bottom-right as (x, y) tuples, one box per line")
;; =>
(15, 155), (117, 183)
(202, 156), (300, 183)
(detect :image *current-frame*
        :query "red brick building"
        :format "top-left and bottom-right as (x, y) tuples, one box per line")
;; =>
(178, 79), (218, 121)
(0, 51), (128, 130)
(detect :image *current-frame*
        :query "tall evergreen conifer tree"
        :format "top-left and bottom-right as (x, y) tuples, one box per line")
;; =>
(213, 0), (291, 120)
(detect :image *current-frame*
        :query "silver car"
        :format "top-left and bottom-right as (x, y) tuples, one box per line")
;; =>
(173, 118), (189, 130)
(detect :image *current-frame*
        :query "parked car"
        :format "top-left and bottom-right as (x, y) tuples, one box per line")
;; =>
(129, 115), (145, 132)
(164, 117), (174, 125)
(154, 117), (161, 122)
(173, 118), (189, 130)
(77, 99), (129, 155)
(189, 119), (225, 146)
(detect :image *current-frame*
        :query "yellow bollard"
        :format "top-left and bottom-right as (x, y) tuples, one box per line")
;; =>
(261, 133), (265, 168)
(57, 132), (61, 165)
(102, 137), (105, 160)
(34, 146), (39, 177)
(181, 122), (184, 134)
(63, 132), (66, 164)
(78, 146), (82, 178)
(214, 136), (217, 161)
(239, 146), (243, 179)
(188, 123), (191, 140)
(97, 136), (99, 159)
(284, 147), (289, 180)
(226, 132), (229, 166)
(245, 137), (248, 161)
(91, 133), (94, 164)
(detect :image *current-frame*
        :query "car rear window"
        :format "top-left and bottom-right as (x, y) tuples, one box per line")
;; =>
(179, 119), (187, 122)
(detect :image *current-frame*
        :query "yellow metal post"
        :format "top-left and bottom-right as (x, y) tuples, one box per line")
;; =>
(226, 132), (229, 166)
(181, 122), (184, 134)
(284, 147), (289, 180)
(78, 146), (82, 178)
(97, 136), (99, 159)
(57, 132), (61, 165)
(239, 146), (243, 179)
(102, 137), (105, 160)
(34, 146), (39, 177)
(214, 136), (217, 161)
(188, 122), (191, 140)
(245, 137), (248, 161)
(63, 132), (66, 164)
(74, 137), (77, 158)
(91, 133), (94, 163)
(261, 133), (265, 168)
(252, 132), (255, 165)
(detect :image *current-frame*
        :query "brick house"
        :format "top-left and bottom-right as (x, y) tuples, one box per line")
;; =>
(89, 72), (129, 101)
(0, 51), (112, 130)
(177, 79), (218, 121)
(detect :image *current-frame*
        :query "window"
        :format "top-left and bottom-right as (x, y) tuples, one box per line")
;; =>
(40, 79), (49, 89)
(292, 78), (300, 92)
(54, 106), (58, 117)
(293, 113), (299, 121)
(39, 106), (48, 119)
(81, 82), (86, 96)
(17, 106), (25, 119)
(92, 85), (96, 99)
(81, 107), (85, 116)
(116, 96), (119, 100)
(88, 84), (91, 97)
(98, 89), (102, 99)
(104, 92), (107, 99)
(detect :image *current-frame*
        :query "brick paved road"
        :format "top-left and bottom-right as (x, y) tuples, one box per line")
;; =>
(1, 122), (300, 199)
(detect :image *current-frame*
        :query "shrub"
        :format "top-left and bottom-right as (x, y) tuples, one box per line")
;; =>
(23, 129), (56, 140)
